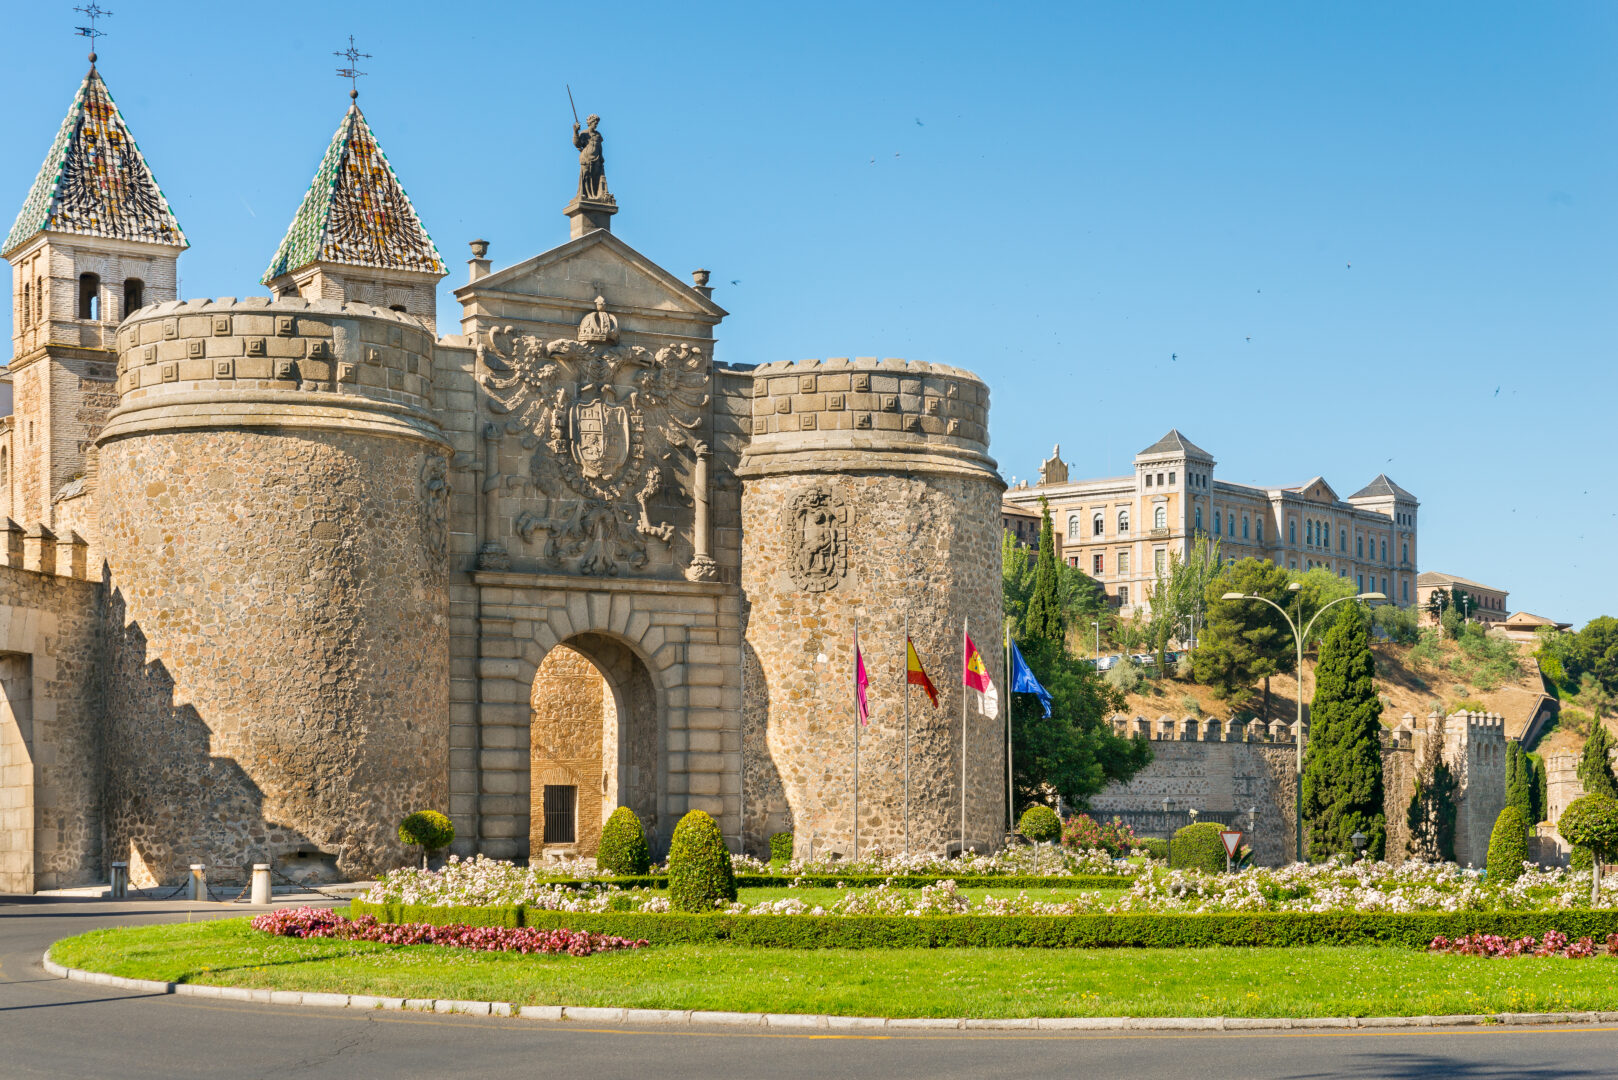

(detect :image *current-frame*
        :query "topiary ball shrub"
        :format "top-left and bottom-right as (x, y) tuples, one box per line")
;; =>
(1018, 805), (1062, 844)
(667, 809), (737, 912)
(1486, 806), (1531, 883)
(1572, 845), (1594, 872)
(769, 831), (794, 864)
(1169, 822), (1229, 874)
(398, 810), (455, 867)
(1137, 837), (1170, 862)
(597, 806), (651, 876)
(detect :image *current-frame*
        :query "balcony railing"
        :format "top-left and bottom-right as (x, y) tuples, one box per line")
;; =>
(1149, 527), (1170, 539)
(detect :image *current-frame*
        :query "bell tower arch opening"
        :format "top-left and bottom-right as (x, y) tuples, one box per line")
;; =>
(527, 632), (659, 863)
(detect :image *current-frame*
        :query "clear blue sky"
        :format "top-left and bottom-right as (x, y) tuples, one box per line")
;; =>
(4, 2), (1613, 625)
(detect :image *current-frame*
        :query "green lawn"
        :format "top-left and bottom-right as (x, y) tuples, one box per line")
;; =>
(49, 918), (1618, 1019)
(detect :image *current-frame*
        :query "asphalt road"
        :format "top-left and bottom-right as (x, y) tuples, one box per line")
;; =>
(5, 896), (1618, 1080)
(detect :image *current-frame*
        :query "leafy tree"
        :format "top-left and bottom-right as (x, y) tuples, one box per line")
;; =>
(1001, 530), (1035, 635)
(1024, 500), (1064, 645)
(1558, 794), (1618, 904)
(1505, 742), (1535, 824)
(1426, 585), (1472, 626)
(1564, 616), (1618, 696)
(398, 810), (456, 868)
(1407, 714), (1458, 862)
(1577, 722), (1618, 799)
(1193, 559), (1294, 703)
(1371, 603), (1420, 646)
(1010, 636), (1151, 811)
(1286, 567), (1358, 649)
(1300, 603), (1385, 861)
(1528, 751), (1548, 824)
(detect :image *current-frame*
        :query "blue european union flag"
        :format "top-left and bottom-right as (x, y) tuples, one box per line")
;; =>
(1010, 642), (1052, 718)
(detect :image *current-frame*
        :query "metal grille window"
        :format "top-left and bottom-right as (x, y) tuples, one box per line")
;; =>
(543, 785), (577, 844)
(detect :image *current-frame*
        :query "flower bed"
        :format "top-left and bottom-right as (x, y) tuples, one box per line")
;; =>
(363, 856), (1618, 917)
(1429, 931), (1618, 959)
(251, 906), (646, 956)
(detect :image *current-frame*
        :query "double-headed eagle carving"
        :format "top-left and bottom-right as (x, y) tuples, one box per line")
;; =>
(478, 313), (710, 576)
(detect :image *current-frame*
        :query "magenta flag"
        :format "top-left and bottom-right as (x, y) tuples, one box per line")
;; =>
(855, 632), (871, 725)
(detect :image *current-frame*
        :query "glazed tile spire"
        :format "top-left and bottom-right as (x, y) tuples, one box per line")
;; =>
(4, 65), (186, 256)
(262, 104), (445, 284)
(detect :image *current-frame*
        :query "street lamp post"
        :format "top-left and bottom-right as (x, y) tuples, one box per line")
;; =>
(1092, 620), (1100, 664)
(1221, 586), (1386, 863)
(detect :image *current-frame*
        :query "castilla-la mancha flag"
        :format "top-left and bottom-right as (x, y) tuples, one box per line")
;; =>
(963, 632), (999, 719)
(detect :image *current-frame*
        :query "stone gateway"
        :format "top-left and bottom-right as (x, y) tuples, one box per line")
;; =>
(0, 64), (1006, 889)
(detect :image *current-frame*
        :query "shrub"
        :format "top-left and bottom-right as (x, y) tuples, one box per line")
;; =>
(1105, 658), (1142, 694)
(1170, 822), (1229, 874)
(1060, 813), (1137, 857)
(1017, 805), (1062, 844)
(398, 811), (455, 867)
(666, 809), (736, 912)
(597, 807), (651, 876)
(769, 832), (794, 863)
(1449, 699), (1487, 715)
(1487, 806), (1531, 883)
(1572, 846), (1594, 872)
(1136, 837), (1169, 861)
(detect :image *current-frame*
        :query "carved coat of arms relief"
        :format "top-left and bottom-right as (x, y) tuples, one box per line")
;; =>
(477, 297), (710, 576)
(785, 485), (849, 593)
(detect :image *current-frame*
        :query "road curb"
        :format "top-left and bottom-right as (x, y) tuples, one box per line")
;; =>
(39, 952), (1618, 1032)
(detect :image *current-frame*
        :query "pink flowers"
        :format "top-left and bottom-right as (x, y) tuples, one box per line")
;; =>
(1427, 931), (1618, 959)
(251, 907), (647, 956)
(1060, 814), (1139, 858)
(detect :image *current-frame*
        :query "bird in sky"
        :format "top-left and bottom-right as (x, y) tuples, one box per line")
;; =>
(1171, 353), (1178, 362)
(1245, 336), (1251, 343)
(730, 279), (741, 285)
(915, 118), (924, 126)
(1346, 262), (1352, 269)
(1494, 387), (1501, 396)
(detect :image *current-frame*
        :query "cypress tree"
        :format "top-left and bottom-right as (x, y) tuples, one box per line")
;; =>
(1025, 499), (1064, 645)
(1505, 742), (1534, 823)
(1301, 603), (1386, 860)
(1578, 723), (1618, 800)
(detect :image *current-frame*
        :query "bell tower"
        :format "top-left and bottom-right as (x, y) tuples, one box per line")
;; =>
(3, 51), (186, 527)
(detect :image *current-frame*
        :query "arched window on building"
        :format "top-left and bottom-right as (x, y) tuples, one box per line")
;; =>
(1242, 515), (1249, 539)
(1401, 541), (1408, 564)
(1117, 509), (1129, 535)
(1228, 514), (1235, 538)
(1381, 539), (1387, 563)
(34, 276), (44, 322)
(123, 278), (144, 317)
(1356, 535), (1363, 557)
(1, 446), (8, 490)
(1154, 505), (1167, 530)
(1289, 519), (1296, 545)
(1068, 515), (1079, 540)
(1256, 518), (1264, 542)
(1340, 527), (1347, 552)
(1195, 505), (1203, 531)
(1214, 510), (1222, 535)
(21, 282), (30, 325)
(78, 273), (100, 320)
(1092, 511), (1104, 537)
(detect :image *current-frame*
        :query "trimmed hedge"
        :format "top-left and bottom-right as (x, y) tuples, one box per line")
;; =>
(1017, 805), (1062, 844)
(1135, 838), (1169, 861)
(1486, 806), (1531, 883)
(518, 873), (1133, 891)
(349, 899), (1618, 950)
(1170, 822), (1228, 874)
(667, 810), (736, 912)
(598, 807), (651, 876)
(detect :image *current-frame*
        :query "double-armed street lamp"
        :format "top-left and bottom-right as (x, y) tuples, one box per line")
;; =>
(1220, 583), (1386, 863)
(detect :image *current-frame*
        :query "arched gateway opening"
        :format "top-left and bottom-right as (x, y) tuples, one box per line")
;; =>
(528, 633), (659, 861)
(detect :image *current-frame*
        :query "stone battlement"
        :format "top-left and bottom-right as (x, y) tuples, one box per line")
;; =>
(740, 356), (996, 480)
(1108, 712), (1304, 743)
(106, 298), (442, 448)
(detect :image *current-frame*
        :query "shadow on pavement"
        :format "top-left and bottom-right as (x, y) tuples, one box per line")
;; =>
(1286, 1053), (1608, 1079)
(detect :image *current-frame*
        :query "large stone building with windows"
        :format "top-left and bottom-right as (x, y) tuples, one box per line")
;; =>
(1003, 430), (1419, 614)
(0, 56), (1010, 892)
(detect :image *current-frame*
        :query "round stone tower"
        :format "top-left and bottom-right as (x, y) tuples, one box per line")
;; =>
(98, 297), (450, 885)
(738, 357), (1005, 858)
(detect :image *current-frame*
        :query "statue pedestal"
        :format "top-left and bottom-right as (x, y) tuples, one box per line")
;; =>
(565, 195), (618, 239)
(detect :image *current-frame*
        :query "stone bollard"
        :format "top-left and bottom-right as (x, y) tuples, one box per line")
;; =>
(189, 863), (207, 902)
(251, 863), (272, 905)
(109, 861), (128, 899)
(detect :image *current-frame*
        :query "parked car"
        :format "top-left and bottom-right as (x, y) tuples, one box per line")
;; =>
(1096, 655), (1121, 671)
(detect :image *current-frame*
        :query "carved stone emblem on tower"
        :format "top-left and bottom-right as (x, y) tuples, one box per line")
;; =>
(478, 299), (710, 576)
(784, 485), (849, 593)
(419, 453), (450, 579)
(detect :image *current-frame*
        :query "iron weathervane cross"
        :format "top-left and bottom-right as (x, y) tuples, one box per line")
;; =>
(334, 35), (372, 98)
(74, 2), (112, 57)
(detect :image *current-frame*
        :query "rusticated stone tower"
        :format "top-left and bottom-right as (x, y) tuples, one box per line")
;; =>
(738, 358), (1006, 857)
(96, 299), (450, 885)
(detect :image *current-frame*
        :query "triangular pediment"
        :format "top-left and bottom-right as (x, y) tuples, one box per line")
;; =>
(1296, 476), (1339, 503)
(457, 229), (727, 322)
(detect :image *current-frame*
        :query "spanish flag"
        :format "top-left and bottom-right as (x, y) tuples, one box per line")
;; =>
(906, 638), (939, 707)
(963, 632), (999, 719)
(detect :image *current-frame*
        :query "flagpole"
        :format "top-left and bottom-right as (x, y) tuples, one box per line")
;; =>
(853, 615), (860, 863)
(903, 612), (911, 858)
(961, 615), (968, 856)
(1005, 620), (1013, 835)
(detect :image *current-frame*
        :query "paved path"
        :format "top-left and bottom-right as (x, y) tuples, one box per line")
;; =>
(4, 896), (1618, 1079)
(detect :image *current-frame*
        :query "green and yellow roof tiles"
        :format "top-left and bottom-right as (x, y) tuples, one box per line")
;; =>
(4, 66), (186, 257)
(262, 104), (445, 284)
